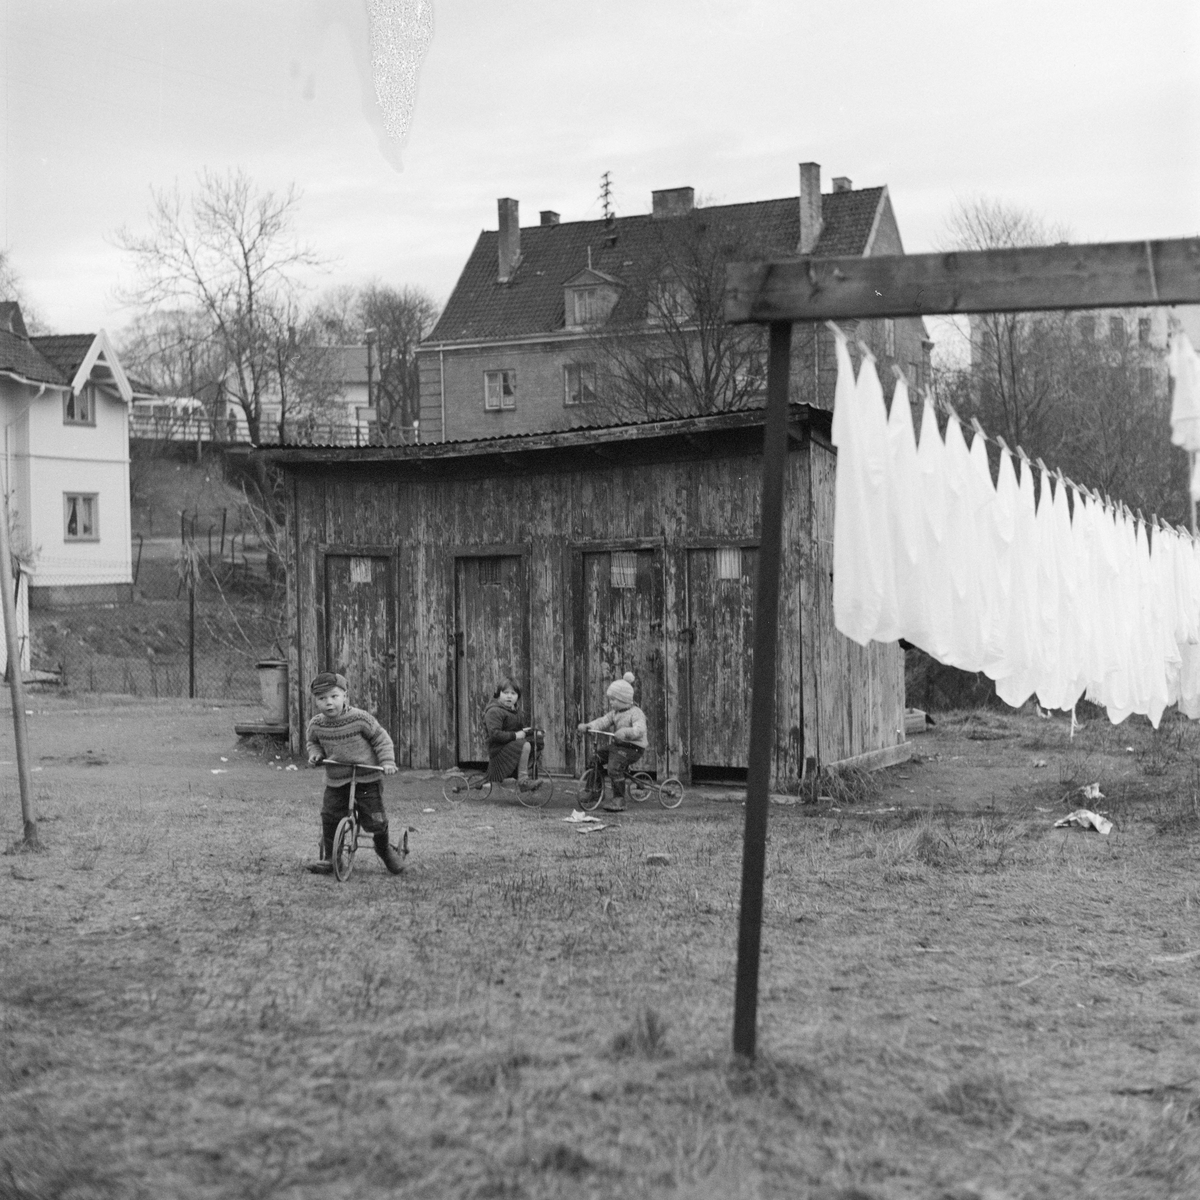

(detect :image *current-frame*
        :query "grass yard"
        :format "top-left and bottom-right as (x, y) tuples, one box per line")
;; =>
(1, 697), (1198, 1199)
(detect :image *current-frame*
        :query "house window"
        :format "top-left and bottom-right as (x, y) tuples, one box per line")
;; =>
(1109, 316), (1125, 345)
(1078, 316), (1095, 341)
(64, 384), (95, 426)
(573, 288), (599, 326)
(651, 279), (689, 323)
(610, 552), (637, 589)
(716, 547), (744, 581)
(64, 493), (98, 541)
(647, 358), (682, 399)
(563, 363), (597, 407)
(1138, 317), (1152, 345)
(1139, 367), (1155, 397)
(484, 370), (516, 411)
(884, 319), (896, 357)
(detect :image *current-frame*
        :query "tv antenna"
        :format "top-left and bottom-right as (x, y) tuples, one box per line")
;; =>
(600, 171), (614, 226)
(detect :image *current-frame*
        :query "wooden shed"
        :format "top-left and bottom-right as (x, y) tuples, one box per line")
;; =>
(268, 404), (907, 788)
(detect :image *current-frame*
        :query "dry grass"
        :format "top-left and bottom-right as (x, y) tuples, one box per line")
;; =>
(1, 698), (1198, 1198)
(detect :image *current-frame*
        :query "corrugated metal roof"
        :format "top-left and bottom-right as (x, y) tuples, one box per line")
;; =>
(427, 189), (885, 344)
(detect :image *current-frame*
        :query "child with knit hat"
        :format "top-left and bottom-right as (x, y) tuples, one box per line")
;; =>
(577, 671), (648, 812)
(305, 672), (403, 875)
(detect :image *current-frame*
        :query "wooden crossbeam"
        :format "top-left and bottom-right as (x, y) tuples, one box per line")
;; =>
(725, 237), (1200, 323)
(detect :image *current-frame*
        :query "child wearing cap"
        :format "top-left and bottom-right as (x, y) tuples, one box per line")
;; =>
(305, 672), (403, 875)
(576, 671), (648, 812)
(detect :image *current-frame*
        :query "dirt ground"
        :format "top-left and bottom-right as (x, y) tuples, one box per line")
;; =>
(1, 695), (1197, 1199)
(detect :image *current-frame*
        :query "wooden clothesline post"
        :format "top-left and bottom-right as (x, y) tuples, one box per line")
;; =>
(727, 236), (1200, 1060)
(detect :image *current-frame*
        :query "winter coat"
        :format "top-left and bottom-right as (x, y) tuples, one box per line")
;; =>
(483, 700), (530, 782)
(584, 705), (648, 749)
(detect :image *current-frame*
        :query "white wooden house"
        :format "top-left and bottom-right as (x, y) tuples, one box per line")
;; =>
(0, 303), (134, 618)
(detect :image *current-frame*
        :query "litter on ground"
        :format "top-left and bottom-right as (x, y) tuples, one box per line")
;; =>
(1054, 809), (1113, 835)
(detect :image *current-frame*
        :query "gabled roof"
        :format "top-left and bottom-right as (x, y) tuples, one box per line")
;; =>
(0, 301), (30, 339)
(427, 187), (887, 344)
(0, 303), (67, 387)
(31, 330), (133, 403)
(29, 334), (95, 380)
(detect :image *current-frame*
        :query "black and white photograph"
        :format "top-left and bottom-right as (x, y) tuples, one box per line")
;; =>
(2, 2), (1198, 1196)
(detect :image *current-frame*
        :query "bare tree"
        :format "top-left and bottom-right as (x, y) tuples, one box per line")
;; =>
(117, 169), (326, 445)
(580, 210), (767, 422)
(312, 281), (439, 439)
(934, 197), (1183, 521)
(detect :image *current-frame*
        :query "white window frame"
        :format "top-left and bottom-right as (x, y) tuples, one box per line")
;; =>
(484, 369), (516, 411)
(64, 493), (99, 541)
(64, 383), (96, 426)
(572, 288), (600, 326)
(563, 362), (597, 407)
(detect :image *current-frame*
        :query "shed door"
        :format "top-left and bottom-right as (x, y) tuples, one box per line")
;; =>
(579, 550), (665, 774)
(686, 547), (756, 770)
(324, 554), (396, 733)
(454, 555), (527, 763)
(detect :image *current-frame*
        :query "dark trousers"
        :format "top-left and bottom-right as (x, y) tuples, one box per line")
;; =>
(319, 780), (390, 858)
(596, 743), (643, 793)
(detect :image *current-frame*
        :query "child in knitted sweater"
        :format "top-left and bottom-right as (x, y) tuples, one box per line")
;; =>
(305, 672), (403, 875)
(577, 672), (648, 812)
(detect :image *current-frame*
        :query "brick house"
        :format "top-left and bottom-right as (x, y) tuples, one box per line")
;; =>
(417, 162), (932, 441)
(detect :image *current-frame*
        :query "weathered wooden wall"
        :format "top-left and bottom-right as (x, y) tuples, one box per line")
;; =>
(283, 428), (905, 788)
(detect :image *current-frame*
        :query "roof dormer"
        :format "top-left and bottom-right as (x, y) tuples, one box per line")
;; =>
(563, 266), (622, 329)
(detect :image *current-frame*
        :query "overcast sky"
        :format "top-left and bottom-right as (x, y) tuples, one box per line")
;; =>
(2, 0), (1198, 337)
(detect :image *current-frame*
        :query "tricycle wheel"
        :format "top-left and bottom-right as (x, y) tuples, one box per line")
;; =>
(659, 778), (684, 809)
(332, 817), (355, 881)
(442, 770), (470, 803)
(628, 772), (653, 803)
(577, 766), (603, 812)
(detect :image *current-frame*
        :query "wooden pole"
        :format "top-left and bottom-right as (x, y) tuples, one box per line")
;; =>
(0, 485), (38, 849)
(732, 319), (792, 1060)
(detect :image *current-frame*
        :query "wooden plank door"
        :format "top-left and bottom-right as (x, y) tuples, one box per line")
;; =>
(323, 553), (396, 733)
(454, 555), (527, 764)
(579, 549), (665, 774)
(686, 547), (757, 769)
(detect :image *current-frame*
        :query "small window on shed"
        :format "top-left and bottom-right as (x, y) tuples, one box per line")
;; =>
(350, 557), (373, 584)
(478, 557), (502, 586)
(1138, 317), (1152, 345)
(716, 547), (743, 580)
(610, 552), (637, 589)
(884, 319), (896, 357)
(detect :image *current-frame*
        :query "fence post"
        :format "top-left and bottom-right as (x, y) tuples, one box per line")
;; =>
(220, 508), (227, 560)
(189, 573), (196, 699)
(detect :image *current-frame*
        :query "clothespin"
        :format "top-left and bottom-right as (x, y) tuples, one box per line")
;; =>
(970, 417), (986, 440)
(825, 320), (846, 341)
(995, 434), (1011, 454)
(1015, 444), (1031, 463)
(857, 339), (876, 362)
(891, 364), (907, 383)
(1035, 456), (1049, 475)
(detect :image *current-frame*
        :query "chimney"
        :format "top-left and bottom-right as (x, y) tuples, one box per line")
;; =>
(651, 187), (695, 219)
(497, 197), (520, 282)
(540, 210), (560, 226)
(832, 176), (852, 193)
(798, 162), (822, 254)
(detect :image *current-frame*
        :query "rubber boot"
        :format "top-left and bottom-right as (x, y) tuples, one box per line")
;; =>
(308, 815), (338, 874)
(374, 830), (406, 875)
(603, 779), (627, 812)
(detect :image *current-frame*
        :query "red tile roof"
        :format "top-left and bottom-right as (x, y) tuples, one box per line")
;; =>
(428, 188), (886, 344)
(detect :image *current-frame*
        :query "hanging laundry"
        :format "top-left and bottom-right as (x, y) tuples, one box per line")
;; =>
(827, 327), (1200, 732)
(1168, 329), (1200, 451)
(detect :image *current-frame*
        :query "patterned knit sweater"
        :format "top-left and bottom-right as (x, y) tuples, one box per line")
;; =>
(306, 706), (396, 784)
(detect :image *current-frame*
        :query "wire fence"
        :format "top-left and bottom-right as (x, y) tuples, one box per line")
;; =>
(29, 537), (286, 703)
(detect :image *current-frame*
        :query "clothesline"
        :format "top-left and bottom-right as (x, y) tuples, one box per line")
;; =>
(827, 320), (1197, 545)
(827, 319), (1200, 729)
